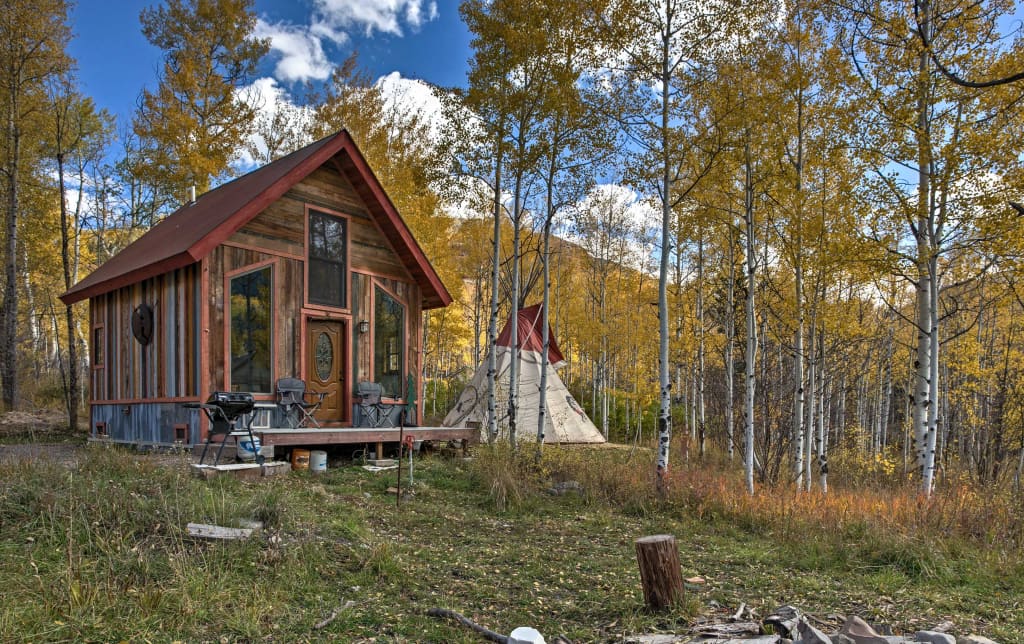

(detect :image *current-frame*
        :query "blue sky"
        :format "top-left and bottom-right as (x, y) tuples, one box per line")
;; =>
(68, 0), (472, 125)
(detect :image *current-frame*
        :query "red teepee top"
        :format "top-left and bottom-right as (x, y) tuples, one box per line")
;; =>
(496, 303), (565, 366)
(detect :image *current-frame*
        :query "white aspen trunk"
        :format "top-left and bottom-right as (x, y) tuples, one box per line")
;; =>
(838, 374), (847, 443)
(939, 360), (949, 470)
(793, 291), (805, 489)
(690, 367), (696, 442)
(536, 212), (553, 445)
(23, 252), (40, 375)
(725, 227), (736, 460)
(804, 311), (816, 492)
(697, 234), (706, 459)
(473, 274), (483, 367)
(826, 374), (835, 451)
(601, 279), (609, 440)
(625, 396), (631, 440)
(791, 43), (807, 490)
(922, 253), (940, 493)
(674, 363), (682, 410)
(2, 88), (23, 411)
(914, 0), (937, 497)
(872, 361), (884, 454)
(903, 380), (912, 476)
(817, 330), (828, 493)
(485, 138), (504, 443)
(604, 364), (612, 440)
(912, 275), (931, 474)
(680, 362), (689, 452)
(743, 140), (757, 495)
(880, 329), (894, 451)
(507, 206), (521, 445)
(655, 17), (673, 491)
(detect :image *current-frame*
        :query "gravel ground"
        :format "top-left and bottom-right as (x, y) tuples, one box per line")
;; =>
(0, 441), (196, 468)
(0, 441), (88, 466)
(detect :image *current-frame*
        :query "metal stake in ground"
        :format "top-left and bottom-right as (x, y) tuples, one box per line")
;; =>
(403, 433), (415, 486)
(634, 534), (684, 610)
(396, 410), (404, 508)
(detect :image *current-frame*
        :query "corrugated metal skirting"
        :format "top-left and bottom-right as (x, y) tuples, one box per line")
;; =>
(92, 403), (200, 446)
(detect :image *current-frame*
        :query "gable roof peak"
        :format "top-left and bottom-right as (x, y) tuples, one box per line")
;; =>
(61, 129), (451, 309)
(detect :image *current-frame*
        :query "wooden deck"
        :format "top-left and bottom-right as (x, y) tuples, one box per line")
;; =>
(252, 425), (477, 447)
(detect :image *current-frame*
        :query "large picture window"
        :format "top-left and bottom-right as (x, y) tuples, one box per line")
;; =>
(374, 286), (405, 398)
(230, 266), (272, 393)
(308, 210), (347, 308)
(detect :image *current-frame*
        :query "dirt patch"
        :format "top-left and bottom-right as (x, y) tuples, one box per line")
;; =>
(0, 410), (70, 437)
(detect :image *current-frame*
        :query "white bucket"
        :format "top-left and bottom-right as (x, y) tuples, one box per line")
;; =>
(310, 450), (328, 473)
(237, 435), (262, 461)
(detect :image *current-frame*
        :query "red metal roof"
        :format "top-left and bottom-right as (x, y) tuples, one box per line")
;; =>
(496, 304), (565, 366)
(60, 130), (452, 309)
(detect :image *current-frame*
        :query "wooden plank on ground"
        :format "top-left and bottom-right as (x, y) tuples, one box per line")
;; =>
(190, 461), (291, 481)
(187, 523), (253, 540)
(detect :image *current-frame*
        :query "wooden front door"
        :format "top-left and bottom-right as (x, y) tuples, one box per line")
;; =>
(306, 320), (347, 423)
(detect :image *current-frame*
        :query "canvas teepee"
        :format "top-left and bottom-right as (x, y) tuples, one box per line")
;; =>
(443, 304), (605, 444)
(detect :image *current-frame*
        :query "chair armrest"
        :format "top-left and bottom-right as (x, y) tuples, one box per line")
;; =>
(304, 391), (328, 403)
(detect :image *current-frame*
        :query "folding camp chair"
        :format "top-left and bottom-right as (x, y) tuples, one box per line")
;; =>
(276, 377), (326, 428)
(355, 381), (389, 427)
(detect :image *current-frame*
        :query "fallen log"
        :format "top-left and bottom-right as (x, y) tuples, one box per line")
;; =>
(426, 607), (508, 643)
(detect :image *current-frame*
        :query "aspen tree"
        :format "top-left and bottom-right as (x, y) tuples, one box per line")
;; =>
(133, 0), (268, 199)
(843, 0), (1024, 494)
(45, 77), (109, 432)
(0, 0), (71, 411)
(593, 0), (768, 491)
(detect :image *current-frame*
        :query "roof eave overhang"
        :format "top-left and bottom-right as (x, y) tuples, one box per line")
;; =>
(59, 251), (198, 305)
(60, 130), (453, 311)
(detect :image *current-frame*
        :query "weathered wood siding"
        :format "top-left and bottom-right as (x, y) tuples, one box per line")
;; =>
(89, 264), (200, 402)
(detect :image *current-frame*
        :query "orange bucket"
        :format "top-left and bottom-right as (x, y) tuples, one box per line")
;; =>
(291, 448), (310, 470)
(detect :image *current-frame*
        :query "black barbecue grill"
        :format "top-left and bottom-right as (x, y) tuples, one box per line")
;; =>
(185, 391), (264, 465)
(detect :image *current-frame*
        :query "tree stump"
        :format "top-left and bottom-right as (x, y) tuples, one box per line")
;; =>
(635, 534), (684, 610)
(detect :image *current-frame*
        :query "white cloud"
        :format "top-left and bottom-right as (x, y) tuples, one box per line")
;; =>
(565, 184), (659, 273)
(255, 0), (440, 86)
(376, 72), (448, 137)
(314, 0), (440, 37)
(255, 19), (335, 83)
(235, 77), (314, 168)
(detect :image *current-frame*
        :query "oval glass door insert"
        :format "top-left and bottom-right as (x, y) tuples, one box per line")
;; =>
(315, 332), (333, 381)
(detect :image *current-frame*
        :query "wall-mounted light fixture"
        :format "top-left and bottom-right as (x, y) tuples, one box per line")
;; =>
(358, 320), (369, 334)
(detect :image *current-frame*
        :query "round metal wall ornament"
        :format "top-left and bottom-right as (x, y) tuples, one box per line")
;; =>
(131, 304), (154, 346)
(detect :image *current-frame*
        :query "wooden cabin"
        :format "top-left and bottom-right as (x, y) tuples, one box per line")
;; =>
(60, 130), (473, 451)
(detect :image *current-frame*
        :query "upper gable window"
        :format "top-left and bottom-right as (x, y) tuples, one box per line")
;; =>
(308, 210), (347, 309)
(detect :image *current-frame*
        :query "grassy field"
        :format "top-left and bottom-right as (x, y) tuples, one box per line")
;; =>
(0, 442), (1021, 642)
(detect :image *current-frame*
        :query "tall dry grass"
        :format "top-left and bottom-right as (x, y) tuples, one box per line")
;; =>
(469, 441), (1024, 581)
